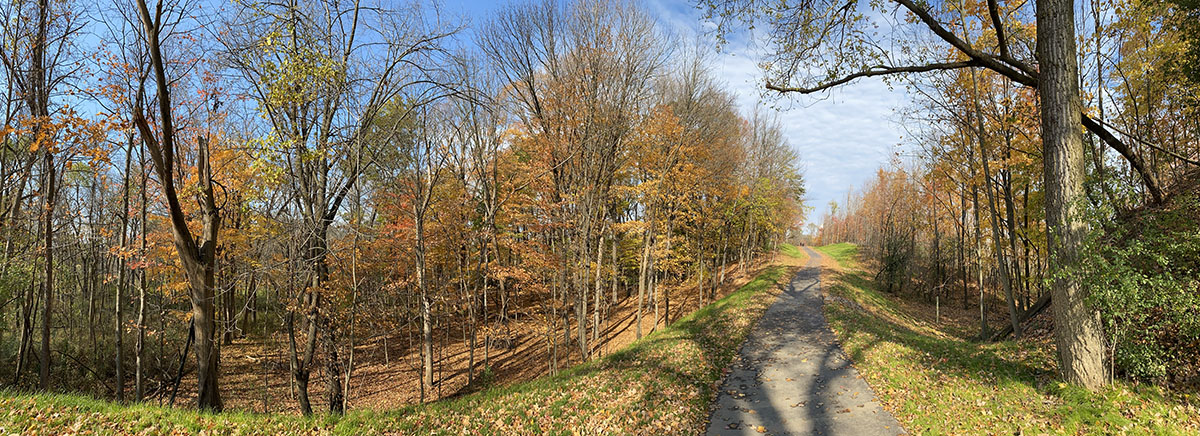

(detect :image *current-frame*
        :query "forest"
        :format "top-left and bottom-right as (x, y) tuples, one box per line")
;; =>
(0, 0), (804, 415)
(2, 0), (1199, 433)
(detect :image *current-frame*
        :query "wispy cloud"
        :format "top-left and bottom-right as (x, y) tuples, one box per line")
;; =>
(647, 0), (909, 228)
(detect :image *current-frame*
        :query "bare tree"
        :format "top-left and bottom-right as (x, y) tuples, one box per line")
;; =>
(131, 0), (224, 411)
(220, 0), (458, 414)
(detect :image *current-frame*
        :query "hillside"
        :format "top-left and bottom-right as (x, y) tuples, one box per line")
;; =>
(816, 243), (1200, 434)
(0, 249), (807, 435)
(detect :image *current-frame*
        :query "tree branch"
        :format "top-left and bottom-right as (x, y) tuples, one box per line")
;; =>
(1088, 115), (1200, 167)
(892, 0), (1038, 86)
(1081, 113), (1165, 203)
(986, 0), (1010, 59)
(765, 60), (980, 94)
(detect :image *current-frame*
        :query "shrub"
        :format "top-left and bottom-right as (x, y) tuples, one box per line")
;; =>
(1074, 193), (1200, 385)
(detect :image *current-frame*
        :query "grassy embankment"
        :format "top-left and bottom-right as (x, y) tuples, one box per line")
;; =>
(817, 242), (1200, 435)
(0, 247), (808, 435)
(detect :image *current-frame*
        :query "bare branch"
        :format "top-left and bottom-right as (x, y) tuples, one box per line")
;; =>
(765, 60), (979, 94)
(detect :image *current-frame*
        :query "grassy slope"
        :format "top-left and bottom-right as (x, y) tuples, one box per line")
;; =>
(0, 247), (807, 435)
(779, 243), (806, 259)
(816, 242), (1200, 435)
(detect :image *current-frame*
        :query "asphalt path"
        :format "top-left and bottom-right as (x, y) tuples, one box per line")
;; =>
(705, 246), (905, 436)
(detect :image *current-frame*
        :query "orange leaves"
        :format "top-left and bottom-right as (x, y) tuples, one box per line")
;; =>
(13, 112), (113, 166)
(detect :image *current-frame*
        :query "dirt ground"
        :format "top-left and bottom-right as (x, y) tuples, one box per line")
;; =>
(169, 255), (801, 414)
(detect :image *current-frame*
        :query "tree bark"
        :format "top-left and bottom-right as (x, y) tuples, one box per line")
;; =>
(39, 151), (53, 391)
(1037, 0), (1109, 389)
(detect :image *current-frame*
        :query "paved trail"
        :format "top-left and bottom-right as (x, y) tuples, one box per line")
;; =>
(706, 246), (905, 436)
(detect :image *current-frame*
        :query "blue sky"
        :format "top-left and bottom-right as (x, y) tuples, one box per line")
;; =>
(440, 0), (910, 228)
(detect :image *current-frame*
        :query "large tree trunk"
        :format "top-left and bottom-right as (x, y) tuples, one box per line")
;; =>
(185, 254), (221, 411)
(1037, 0), (1109, 389)
(32, 0), (52, 393)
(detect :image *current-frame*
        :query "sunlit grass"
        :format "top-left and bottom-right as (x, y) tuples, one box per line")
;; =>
(817, 243), (1200, 435)
(779, 243), (806, 259)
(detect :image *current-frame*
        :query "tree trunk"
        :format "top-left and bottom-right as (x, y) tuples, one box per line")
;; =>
(972, 185), (988, 338)
(33, 0), (52, 390)
(962, 54), (1021, 338)
(132, 0), (224, 409)
(636, 228), (651, 339)
(592, 233), (603, 354)
(135, 146), (148, 402)
(39, 151), (53, 391)
(1037, 0), (1109, 388)
(959, 183), (969, 310)
(419, 233), (433, 403)
(115, 141), (132, 402)
(288, 302), (318, 416)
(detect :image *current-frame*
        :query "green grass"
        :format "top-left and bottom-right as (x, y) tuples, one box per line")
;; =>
(816, 243), (1200, 435)
(0, 251), (803, 435)
(780, 243), (806, 259)
(817, 242), (857, 266)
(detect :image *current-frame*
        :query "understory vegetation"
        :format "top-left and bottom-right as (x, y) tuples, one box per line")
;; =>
(0, 248), (804, 434)
(818, 243), (1200, 435)
(1074, 190), (1200, 385)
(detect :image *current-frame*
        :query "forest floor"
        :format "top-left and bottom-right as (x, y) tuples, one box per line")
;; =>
(170, 251), (796, 414)
(0, 247), (807, 434)
(816, 242), (1200, 435)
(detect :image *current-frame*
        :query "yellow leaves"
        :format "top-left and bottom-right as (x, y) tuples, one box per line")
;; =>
(254, 42), (346, 111)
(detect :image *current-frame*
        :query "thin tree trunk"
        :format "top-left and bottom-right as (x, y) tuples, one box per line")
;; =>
(636, 228), (651, 339)
(115, 140), (133, 401)
(959, 183), (969, 310)
(135, 146), (148, 402)
(972, 185), (988, 338)
(168, 320), (194, 407)
(39, 151), (53, 391)
(963, 45), (1021, 339)
(592, 233), (603, 354)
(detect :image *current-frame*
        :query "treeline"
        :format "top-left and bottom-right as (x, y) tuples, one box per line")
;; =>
(0, 0), (805, 414)
(816, 0), (1198, 387)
